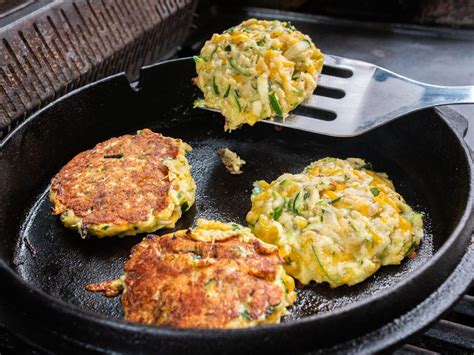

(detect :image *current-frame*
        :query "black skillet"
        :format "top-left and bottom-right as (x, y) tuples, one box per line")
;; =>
(0, 58), (472, 354)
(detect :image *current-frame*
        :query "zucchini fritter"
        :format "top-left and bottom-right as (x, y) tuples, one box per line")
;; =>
(194, 18), (324, 131)
(50, 129), (195, 238)
(86, 220), (296, 328)
(247, 158), (424, 287)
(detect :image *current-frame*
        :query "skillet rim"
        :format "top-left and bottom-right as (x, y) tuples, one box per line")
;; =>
(0, 57), (472, 343)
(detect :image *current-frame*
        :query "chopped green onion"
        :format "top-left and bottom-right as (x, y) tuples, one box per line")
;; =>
(256, 39), (265, 46)
(233, 90), (242, 112)
(290, 192), (304, 215)
(311, 245), (335, 283)
(241, 309), (253, 320)
(208, 46), (218, 60)
(269, 92), (283, 117)
(370, 187), (380, 196)
(181, 201), (190, 213)
(348, 221), (358, 232)
(225, 44), (232, 52)
(272, 205), (283, 221)
(213, 76), (219, 95)
(229, 58), (251, 76)
(231, 223), (241, 230)
(223, 84), (231, 98)
(279, 179), (291, 187)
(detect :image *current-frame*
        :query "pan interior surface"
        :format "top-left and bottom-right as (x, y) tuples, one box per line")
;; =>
(14, 108), (443, 321)
(3, 59), (470, 328)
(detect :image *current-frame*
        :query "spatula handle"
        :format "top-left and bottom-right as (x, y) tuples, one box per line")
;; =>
(423, 85), (474, 106)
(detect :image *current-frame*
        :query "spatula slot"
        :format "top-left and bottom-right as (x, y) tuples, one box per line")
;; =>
(314, 86), (345, 99)
(321, 65), (353, 78)
(292, 105), (337, 121)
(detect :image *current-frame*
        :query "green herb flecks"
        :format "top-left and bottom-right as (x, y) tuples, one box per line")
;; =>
(208, 46), (218, 60)
(311, 245), (336, 284)
(256, 39), (265, 46)
(348, 221), (358, 232)
(181, 201), (190, 213)
(213, 76), (219, 96)
(102, 225), (109, 231)
(233, 90), (242, 112)
(231, 223), (241, 230)
(225, 44), (232, 52)
(279, 179), (291, 187)
(272, 205), (283, 221)
(241, 309), (253, 321)
(292, 73), (301, 80)
(223, 84), (231, 98)
(292, 192), (304, 215)
(229, 58), (251, 76)
(370, 187), (380, 196)
(269, 92), (283, 117)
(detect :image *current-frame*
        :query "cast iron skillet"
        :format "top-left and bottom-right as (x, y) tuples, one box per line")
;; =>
(0, 58), (472, 354)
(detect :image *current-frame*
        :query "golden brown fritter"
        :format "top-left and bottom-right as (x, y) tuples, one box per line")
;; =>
(86, 220), (296, 328)
(50, 129), (195, 238)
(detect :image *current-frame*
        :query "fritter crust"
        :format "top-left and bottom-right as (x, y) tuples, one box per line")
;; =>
(86, 220), (296, 328)
(50, 129), (195, 238)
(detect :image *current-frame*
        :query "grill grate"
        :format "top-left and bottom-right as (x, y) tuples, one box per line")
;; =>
(0, 0), (197, 138)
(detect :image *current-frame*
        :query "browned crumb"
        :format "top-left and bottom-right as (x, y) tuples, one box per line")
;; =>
(218, 148), (246, 175)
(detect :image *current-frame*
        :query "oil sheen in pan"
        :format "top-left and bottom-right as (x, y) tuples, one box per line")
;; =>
(14, 116), (434, 321)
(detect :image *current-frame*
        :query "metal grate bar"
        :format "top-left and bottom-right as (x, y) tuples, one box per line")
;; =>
(395, 344), (439, 354)
(453, 295), (474, 318)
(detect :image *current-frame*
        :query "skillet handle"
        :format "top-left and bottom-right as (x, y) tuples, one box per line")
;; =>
(436, 106), (469, 138)
(436, 107), (474, 162)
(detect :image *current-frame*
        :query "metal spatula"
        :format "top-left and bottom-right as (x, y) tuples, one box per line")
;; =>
(201, 54), (474, 137)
